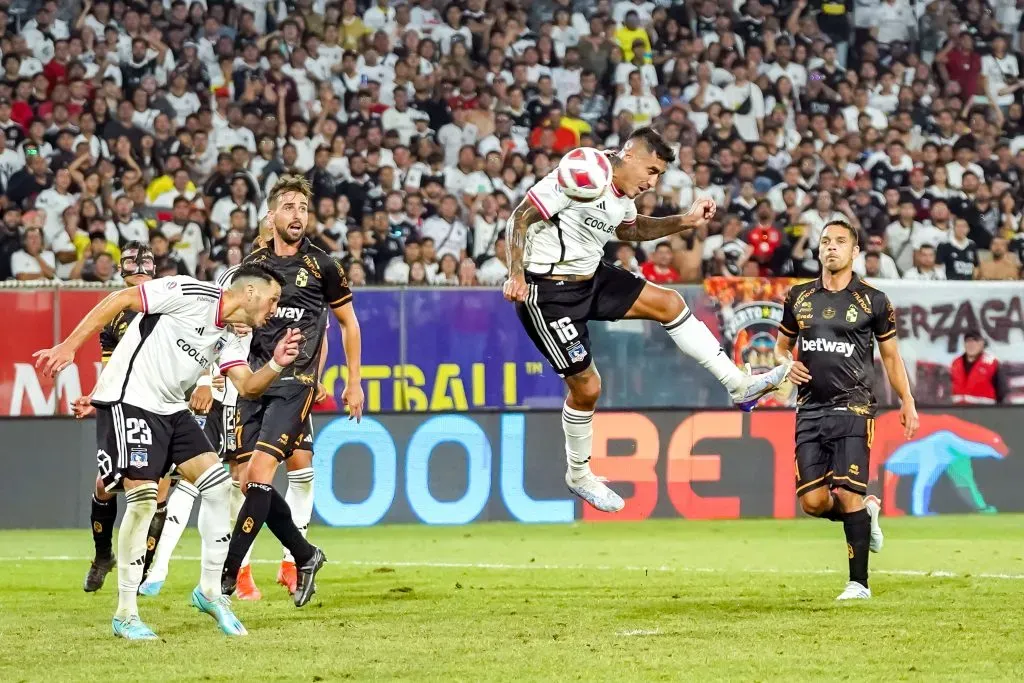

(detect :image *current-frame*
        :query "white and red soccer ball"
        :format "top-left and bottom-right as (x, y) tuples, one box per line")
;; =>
(557, 147), (613, 201)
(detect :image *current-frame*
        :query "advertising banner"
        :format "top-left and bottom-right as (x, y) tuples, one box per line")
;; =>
(3, 280), (1023, 415)
(1, 408), (1017, 529)
(319, 289), (566, 413)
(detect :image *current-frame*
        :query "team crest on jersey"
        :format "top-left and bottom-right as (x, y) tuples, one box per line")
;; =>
(296, 268), (309, 288)
(215, 337), (226, 354)
(130, 447), (149, 468)
(566, 340), (588, 363)
(846, 305), (859, 323)
(823, 307), (836, 320)
(165, 280), (177, 290)
(193, 414), (207, 429)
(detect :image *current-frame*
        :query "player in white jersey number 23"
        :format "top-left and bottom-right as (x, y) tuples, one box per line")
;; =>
(34, 264), (302, 641)
(503, 127), (794, 513)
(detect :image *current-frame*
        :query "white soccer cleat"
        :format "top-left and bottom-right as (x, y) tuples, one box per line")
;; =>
(565, 469), (624, 513)
(836, 581), (871, 601)
(730, 360), (793, 412)
(865, 495), (884, 553)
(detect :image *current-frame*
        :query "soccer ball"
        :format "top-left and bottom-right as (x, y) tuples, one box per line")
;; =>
(557, 147), (613, 201)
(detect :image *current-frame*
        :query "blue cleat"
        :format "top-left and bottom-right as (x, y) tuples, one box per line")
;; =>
(191, 586), (248, 636)
(731, 361), (792, 412)
(112, 615), (158, 640)
(138, 579), (164, 597)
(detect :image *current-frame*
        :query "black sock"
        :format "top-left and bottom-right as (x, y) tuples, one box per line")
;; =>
(843, 509), (871, 588)
(822, 492), (844, 522)
(90, 495), (117, 561)
(223, 483), (272, 579)
(265, 488), (314, 566)
(142, 502), (167, 577)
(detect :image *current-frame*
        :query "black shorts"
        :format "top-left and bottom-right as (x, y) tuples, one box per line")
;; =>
(95, 402), (216, 492)
(195, 400), (224, 454)
(236, 386), (316, 463)
(516, 261), (647, 378)
(795, 413), (875, 496)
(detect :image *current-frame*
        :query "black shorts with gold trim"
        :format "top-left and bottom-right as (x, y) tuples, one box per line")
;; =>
(794, 412), (874, 496)
(236, 386), (317, 463)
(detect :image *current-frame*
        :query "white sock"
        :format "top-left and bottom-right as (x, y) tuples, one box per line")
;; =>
(145, 481), (198, 584)
(562, 402), (594, 480)
(230, 480), (254, 569)
(194, 465), (232, 599)
(662, 308), (744, 392)
(283, 468), (315, 564)
(116, 483), (157, 620)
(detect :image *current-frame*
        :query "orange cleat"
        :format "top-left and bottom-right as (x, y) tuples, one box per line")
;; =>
(277, 560), (297, 594)
(235, 564), (262, 601)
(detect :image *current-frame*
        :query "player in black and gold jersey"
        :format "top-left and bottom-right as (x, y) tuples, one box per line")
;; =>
(776, 221), (919, 601)
(79, 242), (157, 592)
(221, 175), (364, 607)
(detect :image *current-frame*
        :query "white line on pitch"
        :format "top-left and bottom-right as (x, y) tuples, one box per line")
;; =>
(0, 555), (1021, 581)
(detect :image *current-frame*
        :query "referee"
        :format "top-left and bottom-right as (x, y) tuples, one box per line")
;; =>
(775, 221), (919, 601)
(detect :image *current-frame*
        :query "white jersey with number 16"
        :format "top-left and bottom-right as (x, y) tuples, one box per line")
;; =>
(519, 169), (637, 277)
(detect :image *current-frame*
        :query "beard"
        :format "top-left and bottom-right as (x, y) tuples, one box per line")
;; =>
(275, 219), (305, 245)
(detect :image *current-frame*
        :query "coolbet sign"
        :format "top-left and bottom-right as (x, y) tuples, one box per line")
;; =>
(305, 409), (1018, 527)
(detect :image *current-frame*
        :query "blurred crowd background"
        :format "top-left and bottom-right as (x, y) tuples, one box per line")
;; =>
(1, 0), (1023, 288)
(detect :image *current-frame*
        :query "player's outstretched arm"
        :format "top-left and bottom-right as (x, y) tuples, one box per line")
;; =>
(32, 287), (144, 377)
(878, 337), (919, 439)
(502, 198), (544, 303)
(332, 302), (364, 422)
(226, 328), (303, 399)
(615, 198), (716, 242)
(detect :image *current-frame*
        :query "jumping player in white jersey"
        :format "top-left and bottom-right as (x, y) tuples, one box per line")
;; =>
(34, 263), (302, 640)
(503, 127), (793, 512)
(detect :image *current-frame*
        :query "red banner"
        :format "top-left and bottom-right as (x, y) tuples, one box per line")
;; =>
(2, 290), (105, 415)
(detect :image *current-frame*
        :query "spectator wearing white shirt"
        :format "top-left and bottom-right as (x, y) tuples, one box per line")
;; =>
(764, 40), (808, 95)
(683, 63), (727, 111)
(885, 201), (925, 273)
(437, 109), (479, 168)
(854, 234), (901, 278)
(766, 166), (808, 213)
(10, 226), (57, 280)
(902, 244), (947, 280)
(214, 104), (257, 153)
(799, 191), (847, 245)
(363, 0), (396, 32)
(980, 36), (1023, 109)
(211, 176), (259, 236)
(163, 73), (201, 127)
(107, 196), (150, 245)
(159, 197), (206, 276)
(722, 62), (765, 143)
(35, 169), (77, 245)
(612, 71), (662, 126)
(946, 143), (986, 189)
(842, 87), (889, 132)
(875, 0), (917, 46)
(381, 88), (418, 146)
(420, 195), (469, 260)
(470, 196), (502, 261)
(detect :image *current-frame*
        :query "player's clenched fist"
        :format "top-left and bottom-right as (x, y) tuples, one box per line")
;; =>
(273, 327), (303, 366)
(503, 272), (528, 302)
(688, 198), (717, 226)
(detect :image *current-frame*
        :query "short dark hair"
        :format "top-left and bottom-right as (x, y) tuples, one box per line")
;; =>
(122, 240), (150, 255)
(822, 220), (859, 243)
(231, 262), (286, 287)
(626, 127), (676, 164)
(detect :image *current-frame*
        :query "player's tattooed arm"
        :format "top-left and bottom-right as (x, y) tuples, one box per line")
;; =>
(503, 198), (543, 302)
(615, 198), (717, 242)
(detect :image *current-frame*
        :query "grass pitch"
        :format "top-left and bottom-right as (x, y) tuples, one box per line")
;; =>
(0, 516), (1022, 682)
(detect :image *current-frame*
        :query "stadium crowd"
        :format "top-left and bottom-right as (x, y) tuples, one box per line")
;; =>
(1, 0), (1024, 287)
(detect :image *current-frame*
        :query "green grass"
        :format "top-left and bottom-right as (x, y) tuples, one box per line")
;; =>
(1, 516), (1023, 682)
